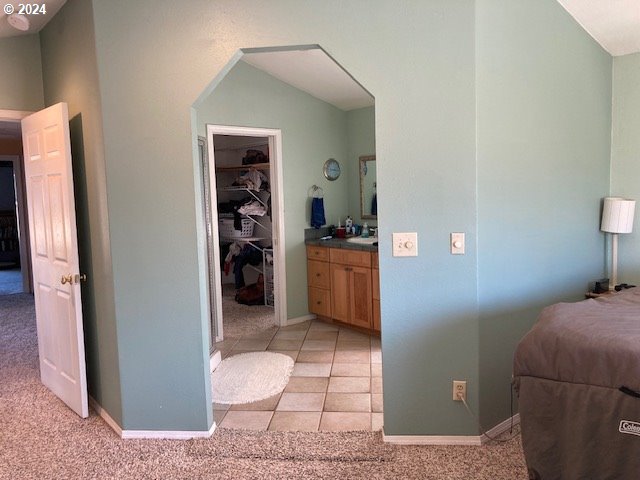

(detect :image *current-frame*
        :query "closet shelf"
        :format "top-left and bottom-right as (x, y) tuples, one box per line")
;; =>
(215, 163), (270, 172)
(218, 186), (267, 192)
(218, 186), (269, 208)
(220, 236), (270, 243)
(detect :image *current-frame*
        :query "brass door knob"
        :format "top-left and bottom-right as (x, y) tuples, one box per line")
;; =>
(61, 274), (73, 285)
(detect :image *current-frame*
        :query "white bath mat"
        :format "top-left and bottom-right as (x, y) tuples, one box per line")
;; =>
(211, 351), (294, 404)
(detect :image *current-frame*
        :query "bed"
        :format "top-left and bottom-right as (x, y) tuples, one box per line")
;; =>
(513, 288), (640, 480)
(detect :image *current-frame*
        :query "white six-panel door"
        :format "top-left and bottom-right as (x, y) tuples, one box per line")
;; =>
(21, 103), (88, 418)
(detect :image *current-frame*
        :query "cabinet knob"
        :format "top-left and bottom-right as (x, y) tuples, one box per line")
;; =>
(316, 301), (322, 305)
(316, 273), (321, 277)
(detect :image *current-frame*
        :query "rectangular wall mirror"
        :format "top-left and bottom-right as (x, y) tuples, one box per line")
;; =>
(359, 155), (377, 220)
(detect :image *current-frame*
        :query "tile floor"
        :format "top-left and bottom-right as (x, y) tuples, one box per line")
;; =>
(213, 319), (383, 432)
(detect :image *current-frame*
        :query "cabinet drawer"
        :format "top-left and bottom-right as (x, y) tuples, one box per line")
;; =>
(372, 268), (380, 300)
(308, 287), (331, 317)
(308, 260), (331, 289)
(330, 248), (371, 268)
(306, 245), (329, 262)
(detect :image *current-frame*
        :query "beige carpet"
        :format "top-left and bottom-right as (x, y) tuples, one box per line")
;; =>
(221, 283), (277, 338)
(0, 294), (528, 479)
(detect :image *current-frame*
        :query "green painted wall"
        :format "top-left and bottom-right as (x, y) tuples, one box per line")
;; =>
(74, 0), (615, 434)
(0, 35), (44, 111)
(611, 53), (640, 284)
(90, 0), (477, 433)
(40, 0), (122, 425)
(476, 0), (612, 428)
(196, 60), (350, 320)
(346, 106), (376, 226)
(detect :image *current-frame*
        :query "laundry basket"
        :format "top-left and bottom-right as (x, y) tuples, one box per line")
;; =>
(219, 216), (255, 238)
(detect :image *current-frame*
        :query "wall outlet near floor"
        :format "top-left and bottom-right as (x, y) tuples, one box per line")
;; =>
(453, 380), (467, 401)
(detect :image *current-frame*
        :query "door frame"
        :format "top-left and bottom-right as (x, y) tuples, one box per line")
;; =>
(205, 124), (287, 342)
(0, 109), (33, 293)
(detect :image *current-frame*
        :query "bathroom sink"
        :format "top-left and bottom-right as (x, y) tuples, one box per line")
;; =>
(346, 236), (378, 245)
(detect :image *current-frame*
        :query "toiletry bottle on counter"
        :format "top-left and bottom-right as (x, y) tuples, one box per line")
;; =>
(345, 216), (353, 235)
(361, 223), (370, 238)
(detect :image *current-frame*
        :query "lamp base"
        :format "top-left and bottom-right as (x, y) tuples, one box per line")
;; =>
(610, 233), (619, 292)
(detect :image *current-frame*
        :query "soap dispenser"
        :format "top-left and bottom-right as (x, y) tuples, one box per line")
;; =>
(361, 222), (370, 238)
(345, 216), (353, 235)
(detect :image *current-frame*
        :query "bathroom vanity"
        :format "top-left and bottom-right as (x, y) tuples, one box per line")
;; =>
(306, 240), (380, 334)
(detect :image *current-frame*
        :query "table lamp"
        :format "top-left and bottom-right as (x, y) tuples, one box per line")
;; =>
(601, 197), (636, 291)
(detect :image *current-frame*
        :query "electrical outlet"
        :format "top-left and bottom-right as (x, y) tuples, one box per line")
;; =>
(453, 380), (467, 401)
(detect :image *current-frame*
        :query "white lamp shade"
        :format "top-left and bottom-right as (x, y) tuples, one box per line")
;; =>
(601, 197), (636, 234)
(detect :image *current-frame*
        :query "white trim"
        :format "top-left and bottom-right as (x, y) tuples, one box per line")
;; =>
(283, 313), (316, 327)
(89, 396), (123, 437)
(0, 109), (32, 122)
(205, 125), (287, 341)
(210, 349), (222, 373)
(90, 396), (216, 439)
(382, 413), (520, 446)
(480, 413), (520, 444)
(121, 422), (216, 440)
(382, 432), (482, 446)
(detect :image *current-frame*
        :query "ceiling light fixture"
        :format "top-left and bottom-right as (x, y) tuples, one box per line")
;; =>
(7, 13), (30, 32)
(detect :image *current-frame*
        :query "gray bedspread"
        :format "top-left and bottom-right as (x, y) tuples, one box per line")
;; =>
(514, 289), (640, 480)
(514, 288), (640, 390)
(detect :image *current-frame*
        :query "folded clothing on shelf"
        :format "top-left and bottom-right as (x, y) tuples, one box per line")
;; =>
(233, 169), (269, 191)
(238, 200), (267, 216)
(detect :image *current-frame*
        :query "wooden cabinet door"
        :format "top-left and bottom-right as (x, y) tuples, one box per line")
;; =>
(349, 266), (372, 329)
(372, 300), (381, 331)
(330, 264), (350, 323)
(372, 268), (380, 300)
(371, 267), (380, 331)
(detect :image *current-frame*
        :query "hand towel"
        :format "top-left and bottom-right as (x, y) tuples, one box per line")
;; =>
(311, 197), (326, 229)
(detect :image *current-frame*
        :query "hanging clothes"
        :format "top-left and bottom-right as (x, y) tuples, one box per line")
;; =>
(223, 242), (242, 275)
(233, 244), (263, 288)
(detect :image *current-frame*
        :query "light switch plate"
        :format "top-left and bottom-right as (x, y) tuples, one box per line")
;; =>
(450, 232), (465, 255)
(392, 232), (418, 257)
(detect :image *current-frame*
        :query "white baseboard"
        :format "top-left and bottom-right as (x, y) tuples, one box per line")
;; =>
(89, 396), (216, 440)
(210, 350), (222, 372)
(89, 396), (123, 437)
(382, 413), (520, 446)
(283, 314), (316, 326)
(480, 413), (520, 444)
(383, 432), (482, 446)
(121, 422), (216, 440)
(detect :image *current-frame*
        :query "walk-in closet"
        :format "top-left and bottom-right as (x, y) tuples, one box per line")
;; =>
(211, 134), (276, 342)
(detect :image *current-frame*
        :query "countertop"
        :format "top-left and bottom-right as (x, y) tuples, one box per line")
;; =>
(305, 237), (378, 252)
